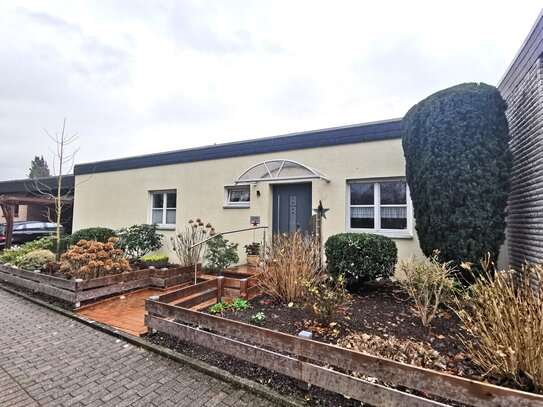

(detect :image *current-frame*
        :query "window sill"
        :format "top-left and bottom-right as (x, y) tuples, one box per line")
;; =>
(156, 225), (176, 231)
(223, 205), (250, 209)
(347, 229), (413, 239)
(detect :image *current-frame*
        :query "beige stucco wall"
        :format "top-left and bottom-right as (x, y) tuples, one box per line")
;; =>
(73, 138), (423, 268)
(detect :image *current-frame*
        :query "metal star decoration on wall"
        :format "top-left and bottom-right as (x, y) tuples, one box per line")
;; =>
(313, 200), (329, 219)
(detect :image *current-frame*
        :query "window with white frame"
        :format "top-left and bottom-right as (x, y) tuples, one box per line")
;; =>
(225, 186), (250, 207)
(348, 180), (410, 235)
(150, 191), (176, 227)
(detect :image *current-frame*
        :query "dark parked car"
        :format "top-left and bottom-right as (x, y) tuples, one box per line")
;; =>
(0, 221), (64, 249)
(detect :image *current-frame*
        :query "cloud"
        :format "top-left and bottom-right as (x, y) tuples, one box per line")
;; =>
(16, 7), (82, 35)
(166, 2), (256, 54)
(0, 0), (541, 183)
(150, 92), (232, 124)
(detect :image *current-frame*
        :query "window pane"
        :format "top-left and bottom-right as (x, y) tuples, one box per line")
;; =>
(166, 193), (176, 208)
(152, 209), (163, 224)
(153, 193), (164, 209)
(166, 209), (176, 224)
(350, 207), (374, 229)
(350, 183), (374, 205)
(380, 182), (406, 205)
(381, 206), (407, 229)
(229, 188), (250, 203)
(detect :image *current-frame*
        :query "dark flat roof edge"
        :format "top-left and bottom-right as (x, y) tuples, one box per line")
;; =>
(74, 118), (402, 175)
(0, 175), (75, 194)
(498, 9), (543, 98)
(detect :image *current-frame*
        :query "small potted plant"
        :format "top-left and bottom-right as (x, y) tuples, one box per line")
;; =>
(244, 242), (261, 267)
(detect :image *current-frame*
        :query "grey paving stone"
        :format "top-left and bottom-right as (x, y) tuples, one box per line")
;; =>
(0, 289), (276, 406)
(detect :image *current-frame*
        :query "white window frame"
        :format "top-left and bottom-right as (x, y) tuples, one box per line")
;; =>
(346, 179), (413, 238)
(224, 185), (250, 208)
(149, 190), (177, 229)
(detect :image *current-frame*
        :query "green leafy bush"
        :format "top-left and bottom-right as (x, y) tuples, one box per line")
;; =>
(66, 227), (117, 247)
(140, 254), (169, 268)
(208, 297), (249, 314)
(60, 237), (131, 280)
(204, 236), (239, 273)
(398, 253), (456, 327)
(116, 224), (163, 262)
(229, 297), (249, 311)
(402, 83), (511, 280)
(208, 302), (228, 314)
(18, 249), (56, 271)
(325, 233), (397, 290)
(0, 237), (55, 266)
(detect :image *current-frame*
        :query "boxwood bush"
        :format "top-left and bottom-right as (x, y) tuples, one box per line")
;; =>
(66, 227), (117, 247)
(325, 233), (397, 289)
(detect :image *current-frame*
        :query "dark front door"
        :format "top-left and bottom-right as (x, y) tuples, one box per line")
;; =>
(272, 183), (312, 234)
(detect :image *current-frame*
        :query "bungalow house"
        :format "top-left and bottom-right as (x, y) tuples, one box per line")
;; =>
(73, 119), (424, 263)
(70, 9), (542, 269)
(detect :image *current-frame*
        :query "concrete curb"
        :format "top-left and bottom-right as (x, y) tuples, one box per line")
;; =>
(0, 284), (304, 407)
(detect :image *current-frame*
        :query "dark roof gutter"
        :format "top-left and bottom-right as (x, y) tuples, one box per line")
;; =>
(74, 119), (402, 175)
(0, 175), (75, 195)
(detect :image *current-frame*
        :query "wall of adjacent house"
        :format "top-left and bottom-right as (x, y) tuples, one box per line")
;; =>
(1, 204), (27, 221)
(73, 138), (424, 271)
(501, 56), (543, 268)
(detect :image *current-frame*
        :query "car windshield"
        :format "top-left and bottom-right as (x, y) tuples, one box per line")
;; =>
(0, 224), (5, 235)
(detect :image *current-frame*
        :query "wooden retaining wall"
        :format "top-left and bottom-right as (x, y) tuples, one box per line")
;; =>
(145, 299), (543, 407)
(0, 263), (196, 308)
(155, 273), (260, 310)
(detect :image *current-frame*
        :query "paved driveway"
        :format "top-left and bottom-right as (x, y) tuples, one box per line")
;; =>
(0, 289), (275, 406)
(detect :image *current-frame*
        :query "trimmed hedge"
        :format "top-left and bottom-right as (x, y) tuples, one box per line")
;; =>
(402, 82), (511, 280)
(65, 227), (117, 247)
(325, 233), (397, 289)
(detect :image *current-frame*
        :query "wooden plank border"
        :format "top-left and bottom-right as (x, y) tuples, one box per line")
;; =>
(145, 300), (543, 407)
(158, 278), (217, 304)
(0, 271), (76, 302)
(145, 315), (446, 407)
(0, 263), (196, 308)
(0, 264), (76, 290)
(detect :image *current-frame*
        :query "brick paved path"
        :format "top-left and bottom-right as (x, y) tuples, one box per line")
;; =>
(0, 290), (275, 406)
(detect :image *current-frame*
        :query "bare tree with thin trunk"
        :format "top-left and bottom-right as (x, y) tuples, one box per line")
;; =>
(31, 118), (80, 259)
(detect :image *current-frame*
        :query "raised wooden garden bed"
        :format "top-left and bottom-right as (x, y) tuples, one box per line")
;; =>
(145, 298), (543, 406)
(152, 272), (260, 310)
(0, 263), (197, 308)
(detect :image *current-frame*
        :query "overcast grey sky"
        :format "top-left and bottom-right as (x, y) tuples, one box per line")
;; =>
(0, 1), (541, 181)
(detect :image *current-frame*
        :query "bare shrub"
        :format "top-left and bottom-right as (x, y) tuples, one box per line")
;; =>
(258, 231), (322, 303)
(456, 263), (543, 392)
(398, 253), (455, 327)
(304, 274), (351, 325)
(170, 219), (215, 266)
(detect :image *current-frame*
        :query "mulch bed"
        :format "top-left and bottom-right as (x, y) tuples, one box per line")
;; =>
(148, 280), (485, 406)
(7, 276), (526, 405)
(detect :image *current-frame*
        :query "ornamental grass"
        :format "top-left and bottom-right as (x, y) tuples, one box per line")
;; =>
(456, 261), (543, 392)
(257, 231), (322, 303)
